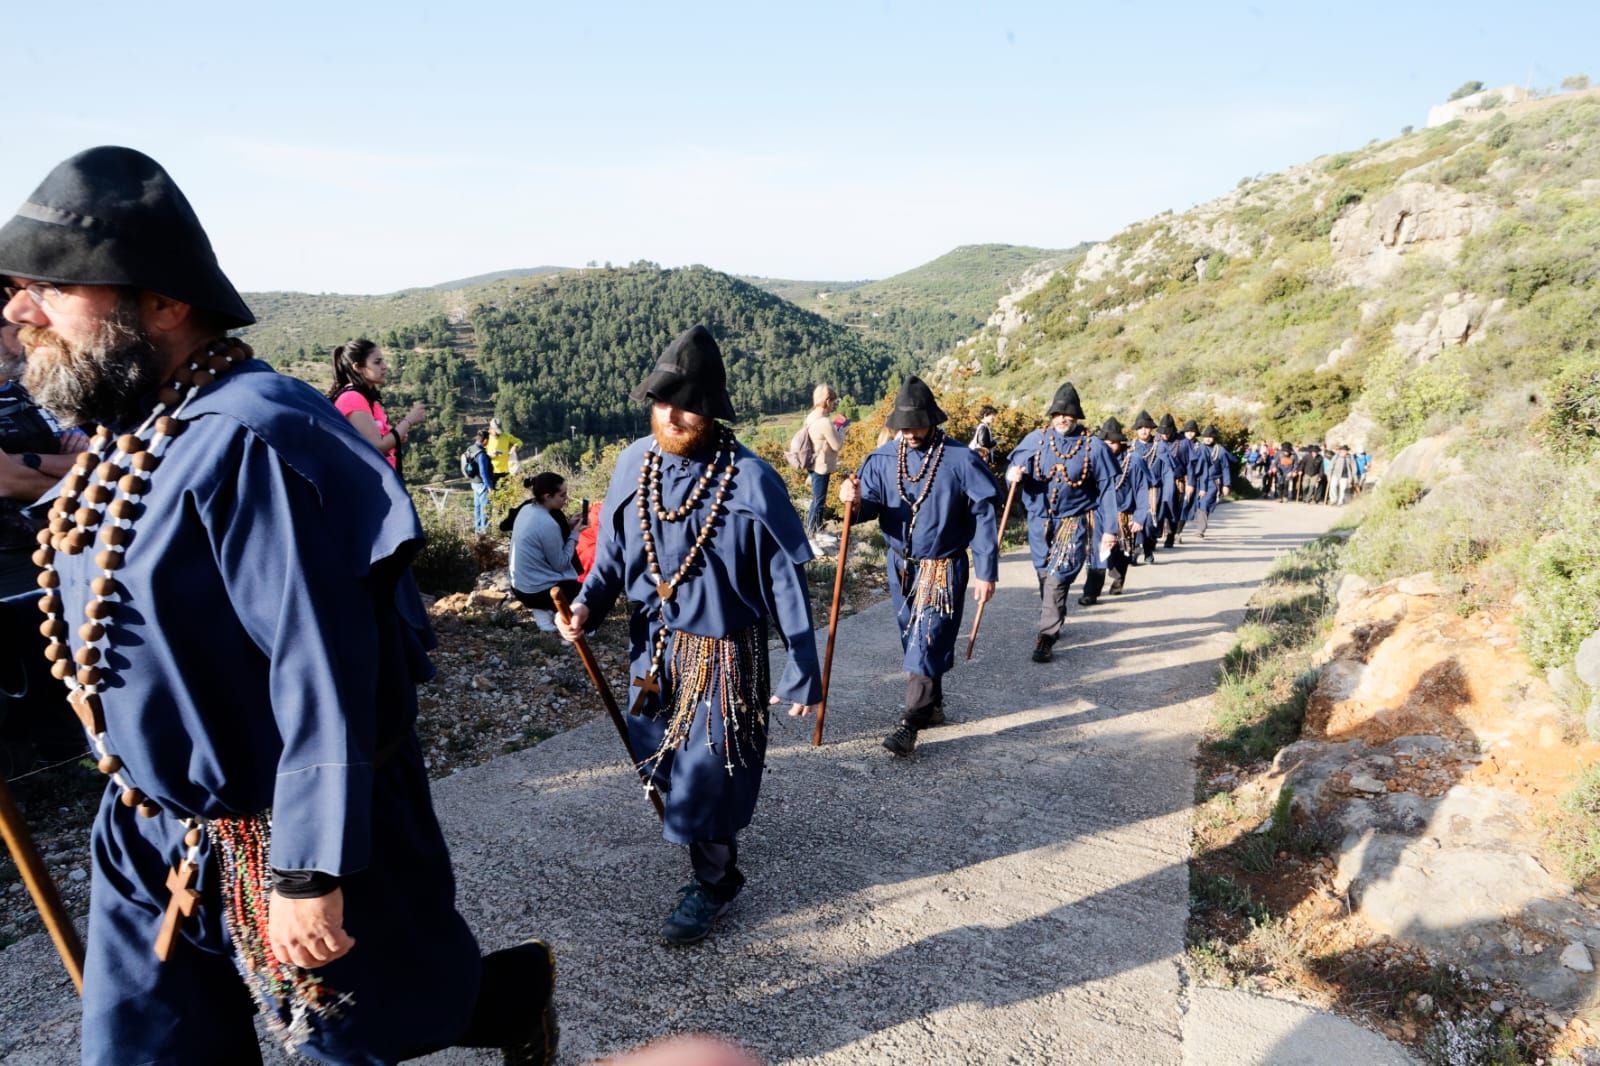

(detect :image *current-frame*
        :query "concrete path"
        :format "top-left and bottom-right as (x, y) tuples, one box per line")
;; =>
(1, 500), (1410, 1064)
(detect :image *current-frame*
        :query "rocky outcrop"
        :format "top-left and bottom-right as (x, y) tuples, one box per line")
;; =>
(1426, 85), (1535, 129)
(1259, 578), (1600, 1014)
(1382, 430), (1464, 485)
(1390, 292), (1504, 365)
(1323, 409), (1378, 454)
(1330, 183), (1500, 287)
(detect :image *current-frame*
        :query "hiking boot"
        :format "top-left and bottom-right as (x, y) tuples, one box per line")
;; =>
(882, 722), (918, 756)
(1109, 576), (1125, 596)
(1077, 594), (1098, 607)
(925, 703), (946, 727)
(1031, 636), (1054, 663)
(662, 882), (731, 945)
(500, 940), (559, 1066)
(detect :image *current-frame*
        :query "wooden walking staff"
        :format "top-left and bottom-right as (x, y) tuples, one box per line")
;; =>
(812, 477), (857, 747)
(550, 588), (665, 821)
(964, 477), (1019, 660)
(0, 772), (85, 993)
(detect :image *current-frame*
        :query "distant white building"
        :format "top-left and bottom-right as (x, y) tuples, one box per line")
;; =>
(1426, 84), (1535, 128)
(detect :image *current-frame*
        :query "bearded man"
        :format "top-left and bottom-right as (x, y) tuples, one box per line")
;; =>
(1, 147), (555, 1065)
(1006, 383), (1118, 663)
(557, 325), (821, 945)
(838, 376), (998, 756)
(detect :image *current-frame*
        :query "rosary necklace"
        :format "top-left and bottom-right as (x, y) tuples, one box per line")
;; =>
(895, 430), (946, 544)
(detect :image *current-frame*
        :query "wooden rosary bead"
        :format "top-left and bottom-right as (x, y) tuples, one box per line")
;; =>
(207, 354), (230, 373)
(79, 622), (106, 643)
(50, 660), (72, 681)
(74, 507), (102, 529)
(50, 534), (68, 553)
(32, 546), (53, 567)
(188, 369), (214, 389)
(157, 386), (182, 406)
(84, 484), (114, 505)
(74, 452), (96, 472)
(155, 416), (180, 437)
(120, 788), (145, 808)
(170, 365), (193, 386)
(76, 666), (103, 687)
(108, 499), (138, 521)
(49, 516), (72, 534)
(99, 526), (130, 547)
(90, 576), (120, 598)
(183, 827), (202, 848)
(94, 461), (124, 482)
(97, 754), (122, 775)
(36, 528), (52, 547)
(116, 434), (146, 454)
(38, 598), (61, 621)
(44, 643), (69, 662)
(39, 618), (65, 639)
(67, 528), (95, 553)
(63, 473), (88, 494)
(131, 451), (160, 473)
(36, 569), (59, 589)
(74, 645), (100, 666)
(138, 800), (162, 818)
(95, 550), (125, 571)
(117, 474), (143, 495)
(85, 599), (112, 620)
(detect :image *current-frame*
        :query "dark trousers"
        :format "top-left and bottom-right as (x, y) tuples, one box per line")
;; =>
(806, 472), (830, 533)
(513, 579), (582, 612)
(1082, 547), (1130, 599)
(1036, 571), (1076, 640)
(902, 673), (944, 728)
(690, 837), (745, 902)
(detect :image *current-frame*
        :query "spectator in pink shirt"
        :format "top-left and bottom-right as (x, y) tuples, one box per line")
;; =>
(327, 338), (425, 473)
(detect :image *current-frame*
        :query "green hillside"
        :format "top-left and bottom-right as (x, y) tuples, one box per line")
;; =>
(940, 89), (1600, 679)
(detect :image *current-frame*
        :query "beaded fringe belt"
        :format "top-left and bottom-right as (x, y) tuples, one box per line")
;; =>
(1045, 515), (1085, 573)
(1118, 512), (1138, 557)
(646, 626), (770, 775)
(901, 556), (954, 647)
(208, 813), (348, 1053)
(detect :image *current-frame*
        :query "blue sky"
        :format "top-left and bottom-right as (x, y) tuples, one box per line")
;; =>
(9, 1), (1595, 293)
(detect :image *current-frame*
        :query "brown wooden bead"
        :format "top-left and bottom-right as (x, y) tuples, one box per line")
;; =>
(120, 788), (144, 809)
(157, 386), (182, 406)
(67, 529), (95, 553)
(76, 666), (103, 687)
(79, 622), (105, 643)
(138, 800), (162, 819)
(155, 416), (180, 437)
(74, 507), (102, 529)
(37, 593), (61, 616)
(39, 618), (65, 639)
(189, 369), (214, 389)
(95, 550), (125, 571)
(74, 645), (100, 666)
(44, 643), (68, 662)
(108, 499), (138, 521)
(94, 461), (124, 482)
(170, 365), (193, 386)
(207, 354), (230, 373)
(183, 827), (202, 848)
(50, 534), (68, 553)
(97, 754), (122, 775)
(64, 472), (88, 492)
(99, 526), (130, 547)
(50, 659), (72, 681)
(131, 451), (160, 473)
(32, 547), (53, 567)
(73, 452), (96, 472)
(36, 528), (52, 547)
(118, 474), (143, 495)
(86, 599), (112, 620)
(90, 576), (120, 598)
(84, 484), (114, 505)
(116, 434), (146, 454)
(36, 569), (58, 589)
(49, 516), (71, 534)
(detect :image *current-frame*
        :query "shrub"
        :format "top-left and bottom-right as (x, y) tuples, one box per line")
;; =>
(1448, 80), (1485, 102)
(1516, 465), (1600, 667)
(1549, 762), (1600, 884)
(412, 505), (479, 594)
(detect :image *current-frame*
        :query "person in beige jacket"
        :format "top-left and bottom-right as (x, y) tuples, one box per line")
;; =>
(803, 384), (845, 550)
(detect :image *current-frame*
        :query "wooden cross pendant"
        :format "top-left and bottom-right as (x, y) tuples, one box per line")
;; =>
(153, 860), (200, 962)
(628, 672), (661, 716)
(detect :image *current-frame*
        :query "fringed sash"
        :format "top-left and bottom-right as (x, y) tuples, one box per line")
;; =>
(901, 556), (955, 647)
(1045, 514), (1085, 573)
(646, 625), (770, 775)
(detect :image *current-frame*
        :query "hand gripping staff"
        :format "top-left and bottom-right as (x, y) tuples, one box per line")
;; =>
(550, 587), (665, 820)
(0, 772), (84, 992)
(964, 477), (1018, 661)
(811, 475), (856, 747)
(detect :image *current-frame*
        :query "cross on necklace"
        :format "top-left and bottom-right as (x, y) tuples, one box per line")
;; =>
(154, 859), (200, 961)
(628, 672), (662, 718)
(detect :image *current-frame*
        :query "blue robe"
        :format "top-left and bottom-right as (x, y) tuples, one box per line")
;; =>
(1175, 436), (1206, 521)
(1194, 443), (1236, 515)
(37, 362), (479, 1065)
(577, 435), (820, 847)
(1007, 426), (1119, 581)
(852, 435), (999, 678)
(1130, 437), (1173, 545)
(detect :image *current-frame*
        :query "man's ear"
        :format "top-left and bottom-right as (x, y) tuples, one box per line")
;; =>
(137, 291), (194, 335)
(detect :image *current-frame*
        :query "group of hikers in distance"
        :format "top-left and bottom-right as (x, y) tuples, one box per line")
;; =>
(0, 146), (1274, 1066)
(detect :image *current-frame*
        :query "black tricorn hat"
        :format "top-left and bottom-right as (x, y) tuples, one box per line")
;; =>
(1158, 412), (1178, 435)
(1202, 424), (1220, 439)
(1182, 419), (1199, 434)
(886, 375), (947, 430)
(1100, 417), (1126, 443)
(0, 146), (254, 328)
(629, 324), (736, 421)
(1047, 382), (1085, 419)
(1132, 409), (1157, 431)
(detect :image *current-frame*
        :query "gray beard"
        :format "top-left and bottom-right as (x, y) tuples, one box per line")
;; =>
(21, 304), (167, 428)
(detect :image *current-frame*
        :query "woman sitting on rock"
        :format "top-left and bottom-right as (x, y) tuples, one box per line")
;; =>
(510, 471), (585, 631)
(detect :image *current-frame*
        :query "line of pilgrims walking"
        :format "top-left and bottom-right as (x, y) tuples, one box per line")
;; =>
(0, 147), (1237, 1066)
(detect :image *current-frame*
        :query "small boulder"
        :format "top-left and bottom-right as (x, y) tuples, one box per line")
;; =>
(1575, 628), (1600, 689)
(1561, 941), (1595, 973)
(1348, 772), (1387, 794)
(1396, 572), (1444, 597)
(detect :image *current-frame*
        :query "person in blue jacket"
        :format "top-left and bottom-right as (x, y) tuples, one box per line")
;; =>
(1157, 413), (1186, 549)
(1079, 417), (1152, 604)
(1191, 424), (1234, 538)
(839, 376), (998, 757)
(558, 325), (822, 945)
(0, 147), (555, 1065)
(1006, 383), (1119, 664)
(1129, 410), (1172, 565)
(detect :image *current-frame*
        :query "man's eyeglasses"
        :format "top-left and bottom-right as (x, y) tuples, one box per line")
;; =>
(1, 282), (64, 309)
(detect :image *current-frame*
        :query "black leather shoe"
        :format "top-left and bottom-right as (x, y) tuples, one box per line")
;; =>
(1031, 637), (1054, 663)
(882, 723), (918, 756)
(501, 941), (558, 1066)
(662, 883), (731, 945)
(1077, 595), (1097, 607)
(926, 703), (946, 727)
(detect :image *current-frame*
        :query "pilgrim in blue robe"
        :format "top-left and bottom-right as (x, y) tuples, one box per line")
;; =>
(1193, 441), (1236, 533)
(576, 435), (821, 849)
(1081, 441), (1154, 598)
(37, 362), (482, 1065)
(851, 434), (999, 682)
(1178, 435), (1206, 523)
(1007, 427), (1119, 582)
(1130, 436), (1173, 561)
